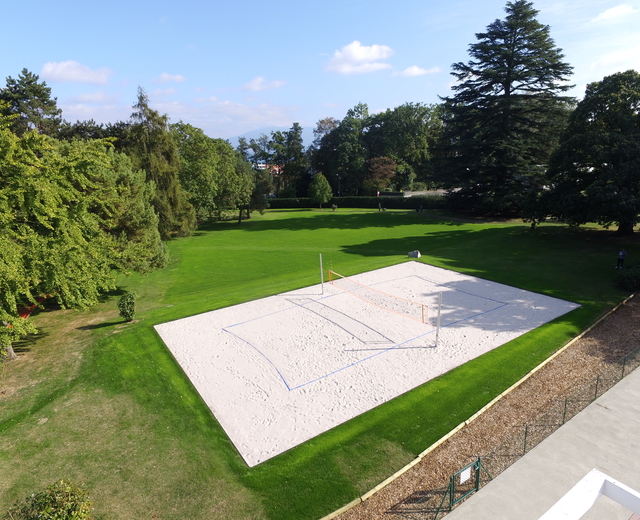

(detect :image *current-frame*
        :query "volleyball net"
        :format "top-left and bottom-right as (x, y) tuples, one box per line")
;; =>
(327, 269), (428, 324)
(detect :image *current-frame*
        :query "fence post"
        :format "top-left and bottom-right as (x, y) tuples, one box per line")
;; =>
(523, 425), (529, 455)
(594, 374), (600, 400)
(622, 355), (627, 379)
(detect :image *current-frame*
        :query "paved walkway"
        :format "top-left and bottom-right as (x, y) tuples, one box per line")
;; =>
(446, 365), (640, 519)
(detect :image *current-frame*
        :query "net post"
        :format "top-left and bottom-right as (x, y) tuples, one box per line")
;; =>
(319, 254), (324, 294)
(435, 292), (442, 347)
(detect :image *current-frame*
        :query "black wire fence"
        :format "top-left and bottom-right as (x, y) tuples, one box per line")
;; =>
(388, 345), (640, 519)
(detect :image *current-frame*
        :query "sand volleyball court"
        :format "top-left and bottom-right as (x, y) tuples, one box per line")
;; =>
(154, 261), (579, 467)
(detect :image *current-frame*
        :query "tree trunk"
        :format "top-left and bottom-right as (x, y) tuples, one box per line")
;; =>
(616, 221), (635, 235)
(2, 343), (17, 361)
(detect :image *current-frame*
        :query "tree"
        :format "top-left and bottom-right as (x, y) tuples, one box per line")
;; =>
(0, 69), (62, 136)
(308, 173), (333, 209)
(366, 103), (442, 190)
(311, 103), (370, 196)
(248, 166), (274, 216)
(538, 70), (640, 234)
(438, 0), (573, 214)
(126, 88), (196, 239)
(364, 157), (397, 194)
(268, 123), (308, 196)
(171, 122), (225, 219)
(0, 116), (165, 360)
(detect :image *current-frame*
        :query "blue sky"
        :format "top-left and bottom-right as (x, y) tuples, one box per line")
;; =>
(1, 0), (638, 143)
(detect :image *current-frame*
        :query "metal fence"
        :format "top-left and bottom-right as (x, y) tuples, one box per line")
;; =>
(389, 346), (640, 519)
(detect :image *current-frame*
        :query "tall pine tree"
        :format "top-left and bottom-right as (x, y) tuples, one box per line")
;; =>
(126, 88), (195, 239)
(438, 0), (573, 215)
(0, 69), (62, 136)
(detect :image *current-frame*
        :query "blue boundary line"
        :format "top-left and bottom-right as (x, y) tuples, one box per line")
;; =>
(221, 274), (512, 392)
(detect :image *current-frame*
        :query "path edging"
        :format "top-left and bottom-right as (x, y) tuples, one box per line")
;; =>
(319, 294), (635, 520)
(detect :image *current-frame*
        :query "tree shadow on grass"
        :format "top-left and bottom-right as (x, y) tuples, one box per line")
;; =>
(11, 331), (49, 354)
(76, 320), (123, 331)
(198, 210), (468, 233)
(98, 286), (128, 303)
(338, 225), (630, 306)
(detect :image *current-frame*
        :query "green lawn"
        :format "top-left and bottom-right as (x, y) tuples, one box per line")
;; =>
(0, 209), (635, 519)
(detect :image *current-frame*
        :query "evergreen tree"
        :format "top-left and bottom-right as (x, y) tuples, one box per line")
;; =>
(438, 0), (573, 214)
(269, 123), (308, 196)
(126, 88), (196, 239)
(0, 69), (62, 136)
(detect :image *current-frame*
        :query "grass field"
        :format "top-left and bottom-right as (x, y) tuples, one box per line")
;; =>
(0, 208), (636, 519)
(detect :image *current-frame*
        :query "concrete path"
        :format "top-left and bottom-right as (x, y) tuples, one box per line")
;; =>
(446, 365), (640, 520)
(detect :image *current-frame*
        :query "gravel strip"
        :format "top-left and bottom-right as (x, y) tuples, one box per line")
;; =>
(337, 295), (640, 520)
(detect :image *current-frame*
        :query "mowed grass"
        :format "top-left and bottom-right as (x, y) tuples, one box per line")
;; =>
(0, 209), (636, 519)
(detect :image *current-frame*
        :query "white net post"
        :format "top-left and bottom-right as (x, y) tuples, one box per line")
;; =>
(319, 254), (324, 294)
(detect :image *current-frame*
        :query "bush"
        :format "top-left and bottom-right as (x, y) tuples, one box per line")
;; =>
(4, 480), (92, 520)
(617, 265), (640, 292)
(117, 291), (137, 322)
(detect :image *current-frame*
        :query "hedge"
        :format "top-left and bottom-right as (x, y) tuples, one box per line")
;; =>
(267, 195), (447, 210)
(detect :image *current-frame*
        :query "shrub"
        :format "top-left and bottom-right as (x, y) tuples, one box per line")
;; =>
(117, 291), (137, 322)
(4, 479), (92, 520)
(617, 265), (640, 293)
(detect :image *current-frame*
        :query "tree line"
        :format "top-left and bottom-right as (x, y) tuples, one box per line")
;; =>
(2, 0), (639, 359)
(239, 1), (639, 236)
(0, 79), (268, 359)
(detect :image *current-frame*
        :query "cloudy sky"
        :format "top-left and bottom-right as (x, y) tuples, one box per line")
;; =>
(1, 0), (638, 142)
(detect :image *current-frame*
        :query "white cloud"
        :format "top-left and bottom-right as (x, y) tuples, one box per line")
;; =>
(589, 43), (640, 74)
(242, 77), (286, 91)
(69, 91), (119, 105)
(195, 95), (219, 102)
(161, 97), (298, 138)
(151, 88), (178, 97)
(154, 73), (187, 83)
(592, 4), (638, 22)
(326, 41), (394, 74)
(41, 60), (112, 84)
(394, 65), (442, 77)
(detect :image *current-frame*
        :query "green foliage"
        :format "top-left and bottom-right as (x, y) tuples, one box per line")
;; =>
(438, 0), (573, 215)
(541, 70), (640, 234)
(249, 167), (274, 215)
(117, 291), (137, 322)
(311, 103), (442, 196)
(4, 480), (91, 520)
(0, 125), (166, 358)
(617, 265), (640, 292)
(308, 173), (333, 208)
(0, 210), (631, 519)
(269, 123), (308, 196)
(0, 69), (62, 136)
(126, 88), (196, 239)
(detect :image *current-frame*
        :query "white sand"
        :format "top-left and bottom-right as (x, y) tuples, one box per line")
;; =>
(154, 262), (579, 467)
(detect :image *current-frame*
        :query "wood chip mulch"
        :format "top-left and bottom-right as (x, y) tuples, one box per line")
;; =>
(337, 295), (640, 520)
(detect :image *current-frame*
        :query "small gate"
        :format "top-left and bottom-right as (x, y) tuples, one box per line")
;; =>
(434, 458), (492, 519)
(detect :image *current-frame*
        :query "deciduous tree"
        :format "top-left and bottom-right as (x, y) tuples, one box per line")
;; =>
(0, 112), (165, 360)
(538, 70), (640, 234)
(308, 173), (333, 209)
